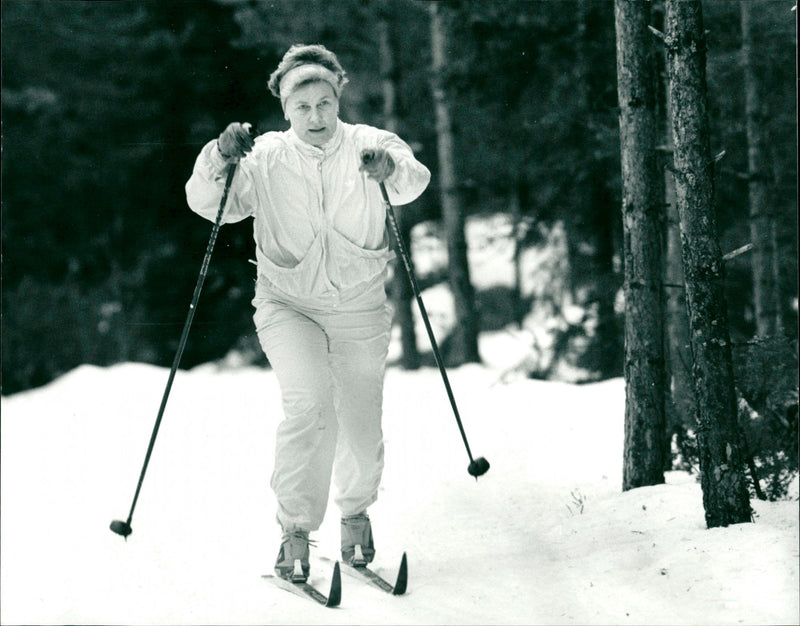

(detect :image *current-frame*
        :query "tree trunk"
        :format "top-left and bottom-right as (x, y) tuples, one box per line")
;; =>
(740, 0), (779, 337)
(614, 0), (667, 490)
(665, 0), (752, 528)
(571, 1), (623, 379)
(378, 12), (419, 369)
(429, 2), (480, 365)
(657, 3), (698, 445)
(511, 177), (529, 328)
(664, 102), (698, 435)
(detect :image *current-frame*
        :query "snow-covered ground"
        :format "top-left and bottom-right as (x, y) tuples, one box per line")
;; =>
(2, 214), (798, 624)
(1, 356), (798, 625)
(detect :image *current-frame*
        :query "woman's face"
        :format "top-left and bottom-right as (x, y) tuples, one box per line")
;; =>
(284, 81), (339, 147)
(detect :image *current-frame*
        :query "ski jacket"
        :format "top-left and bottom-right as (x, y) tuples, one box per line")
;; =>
(186, 120), (431, 304)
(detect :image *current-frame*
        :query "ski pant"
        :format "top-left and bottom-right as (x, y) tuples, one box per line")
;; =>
(253, 276), (392, 532)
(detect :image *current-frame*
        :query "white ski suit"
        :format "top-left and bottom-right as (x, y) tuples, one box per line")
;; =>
(186, 120), (430, 532)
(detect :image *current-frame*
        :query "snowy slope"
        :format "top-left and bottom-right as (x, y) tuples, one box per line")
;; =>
(1, 358), (798, 625)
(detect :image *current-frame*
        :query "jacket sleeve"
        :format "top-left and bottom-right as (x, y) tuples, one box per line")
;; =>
(185, 140), (256, 224)
(373, 131), (431, 206)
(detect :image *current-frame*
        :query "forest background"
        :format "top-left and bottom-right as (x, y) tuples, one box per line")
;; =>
(2, 0), (797, 487)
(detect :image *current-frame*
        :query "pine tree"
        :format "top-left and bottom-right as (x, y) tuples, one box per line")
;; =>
(740, 0), (780, 337)
(615, 0), (668, 490)
(378, 5), (420, 370)
(664, 0), (752, 527)
(428, 2), (480, 366)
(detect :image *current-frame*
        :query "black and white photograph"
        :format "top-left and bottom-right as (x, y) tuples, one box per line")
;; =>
(1, 1), (798, 624)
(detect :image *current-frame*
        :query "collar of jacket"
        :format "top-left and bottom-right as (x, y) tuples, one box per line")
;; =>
(287, 119), (344, 159)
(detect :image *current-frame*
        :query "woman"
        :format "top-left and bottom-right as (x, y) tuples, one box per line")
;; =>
(185, 44), (430, 582)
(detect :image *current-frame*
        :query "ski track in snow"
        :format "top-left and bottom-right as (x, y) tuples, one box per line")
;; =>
(1, 360), (798, 625)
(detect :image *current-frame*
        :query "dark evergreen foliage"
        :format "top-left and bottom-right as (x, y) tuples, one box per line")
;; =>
(1, 0), (796, 431)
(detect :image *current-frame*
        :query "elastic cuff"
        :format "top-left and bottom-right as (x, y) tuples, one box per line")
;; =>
(341, 512), (369, 521)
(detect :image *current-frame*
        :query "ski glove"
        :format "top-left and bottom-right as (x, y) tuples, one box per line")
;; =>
(359, 148), (395, 183)
(217, 122), (254, 162)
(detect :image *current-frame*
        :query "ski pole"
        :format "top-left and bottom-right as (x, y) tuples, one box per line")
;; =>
(110, 163), (238, 539)
(377, 178), (490, 480)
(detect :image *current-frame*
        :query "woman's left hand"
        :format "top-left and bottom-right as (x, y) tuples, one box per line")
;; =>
(359, 148), (395, 183)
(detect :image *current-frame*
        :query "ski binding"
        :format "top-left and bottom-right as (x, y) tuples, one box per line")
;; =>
(264, 560), (341, 607)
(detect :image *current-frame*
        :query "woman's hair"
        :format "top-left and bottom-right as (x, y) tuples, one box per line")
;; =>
(268, 44), (348, 100)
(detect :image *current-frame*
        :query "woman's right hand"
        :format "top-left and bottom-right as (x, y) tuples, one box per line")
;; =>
(217, 122), (254, 162)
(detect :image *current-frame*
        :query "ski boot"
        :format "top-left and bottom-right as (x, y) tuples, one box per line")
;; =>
(275, 529), (311, 582)
(341, 512), (375, 567)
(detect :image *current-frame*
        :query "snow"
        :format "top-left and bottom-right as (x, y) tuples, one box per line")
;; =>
(1, 359), (798, 625)
(2, 212), (797, 624)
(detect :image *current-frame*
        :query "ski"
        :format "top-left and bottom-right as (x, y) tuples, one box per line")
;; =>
(331, 552), (408, 595)
(263, 561), (341, 607)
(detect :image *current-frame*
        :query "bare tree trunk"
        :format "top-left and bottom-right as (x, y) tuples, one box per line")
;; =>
(572, 0), (623, 379)
(614, 0), (667, 490)
(770, 219), (782, 331)
(378, 12), (419, 369)
(511, 177), (531, 328)
(664, 105), (697, 433)
(657, 3), (698, 443)
(665, 0), (752, 528)
(740, 0), (779, 337)
(429, 2), (480, 365)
